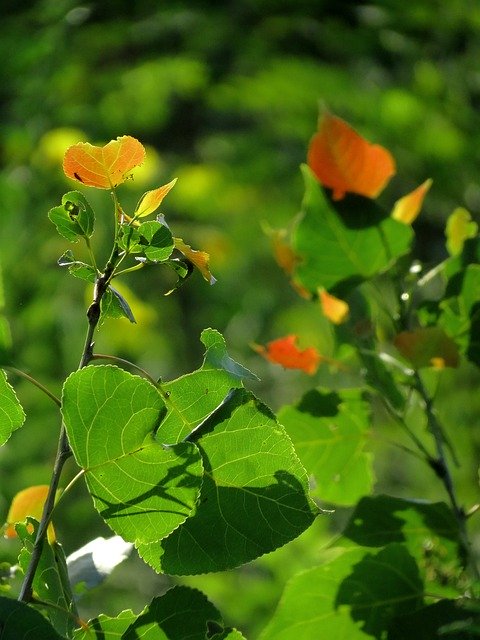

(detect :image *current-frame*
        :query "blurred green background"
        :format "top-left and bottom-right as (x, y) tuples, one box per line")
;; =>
(1, 1), (480, 636)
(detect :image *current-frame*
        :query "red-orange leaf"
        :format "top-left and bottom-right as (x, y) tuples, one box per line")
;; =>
(391, 178), (432, 224)
(319, 289), (349, 324)
(253, 335), (321, 375)
(394, 327), (459, 369)
(134, 178), (177, 218)
(4, 485), (57, 544)
(63, 135), (145, 189)
(308, 112), (396, 200)
(174, 237), (216, 285)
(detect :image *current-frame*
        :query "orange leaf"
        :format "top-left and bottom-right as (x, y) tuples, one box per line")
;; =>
(63, 135), (145, 189)
(391, 178), (432, 224)
(307, 112), (396, 200)
(5, 485), (57, 544)
(319, 289), (349, 324)
(134, 178), (177, 218)
(174, 237), (216, 284)
(253, 335), (321, 375)
(394, 327), (459, 369)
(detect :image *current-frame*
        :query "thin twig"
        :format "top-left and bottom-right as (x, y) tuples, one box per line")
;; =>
(3, 366), (61, 407)
(91, 353), (157, 386)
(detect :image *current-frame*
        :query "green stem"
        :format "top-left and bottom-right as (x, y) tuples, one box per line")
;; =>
(91, 353), (157, 385)
(112, 263), (145, 278)
(3, 367), (61, 407)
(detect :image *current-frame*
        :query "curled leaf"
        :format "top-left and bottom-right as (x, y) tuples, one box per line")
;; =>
(174, 238), (216, 285)
(5, 485), (57, 544)
(445, 207), (478, 256)
(63, 135), (145, 189)
(319, 288), (349, 324)
(391, 178), (432, 225)
(253, 335), (321, 375)
(308, 111), (396, 200)
(134, 178), (177, 218)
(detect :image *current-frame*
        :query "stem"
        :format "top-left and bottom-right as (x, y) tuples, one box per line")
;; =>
(91, 353), (157, 385)
(3, 367), (61, 407)
(414, 371), (480, 580)
(18, 203), (121, 603)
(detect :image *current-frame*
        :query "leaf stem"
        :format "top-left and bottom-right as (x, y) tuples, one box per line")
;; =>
(3, 366), (61, 407)
(91, 353), (157, 386)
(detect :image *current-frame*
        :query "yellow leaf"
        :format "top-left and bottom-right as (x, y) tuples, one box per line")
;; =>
(319, 289), (349, 324)
(391, 178), (432, 224)
(174, 238), (216, 284)
(5, 485), (57, 544)
(445, 207), (478, 256)
(134, 178), (177, 218)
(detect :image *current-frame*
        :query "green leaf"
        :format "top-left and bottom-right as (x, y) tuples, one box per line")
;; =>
(339, 495), (462, 593)
(48, 191), (94, 242)
(201, 327), (259, 381)
(212, 630), (248, 640)
(138, 220), (174, 262)
(0, 369), (25, 446)
(138, 388), (318, 575)
(445, 207), (478, 256)
(293, 166), (413, 296)
(57, 250), (97, 284)
(73, 586), (223, 640)
(0, 596), (67, 639)
(390, 599), (480, 640)
(61, 365), (203, 544)
(16, 518), (78, 638)
(108, 286), (136, 323)
(278, 388), (374, 505)
(164, 258), (194, 295)
(259, 544), (423, 640)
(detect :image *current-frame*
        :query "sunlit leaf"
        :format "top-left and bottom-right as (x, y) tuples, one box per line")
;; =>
(278, 388), (373, 505)
(5, 485), (56, 544)
(307, 111), (396, 200)
(137, 388), (318, 574)
(253, 335), (321, 375)
(63, 136), (145, 189)
(201, 327), (258, 381)
(0, 596), (67, 640)
(138, 220), (174, 262)
(73, 586), (223, 640)
(0, 369), (25, 446)
(61, 365), (203, 544)
(67, 536), (133, 592)
(394, 327), (459, 368)
(174, 237), (216, 284)
(445, 207), (478, 256)
(16, 518), (78, 637)
(391, 178), (432, 224)
(319, 288), (349, 324)
(48, 191), (95, 241)
(134, 178), (177, 218)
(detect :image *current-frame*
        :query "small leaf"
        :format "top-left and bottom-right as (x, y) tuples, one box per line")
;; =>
(201, 328), (259, 381)
(253, 335), (321, 375)
(445, 207), (478, 256)
(391, 178), (432, 224)
(308, 111), (396, 200)
(48, 191), (95, 241)
(108, 286), (136, 323)
(5, 485), (57, 544)
(66, 536), (133, 592)
(134, 178), (177, 218)
(138, 221), (174, 262)
(163, 258), (194, 295)
(394, 327), (460, 368)
(319, 289), (349, 324)
(63, 136), (145, 189)
(0, 596), (67, 640)
(0, 369), (25, 446)
(174, 237), (216, 284)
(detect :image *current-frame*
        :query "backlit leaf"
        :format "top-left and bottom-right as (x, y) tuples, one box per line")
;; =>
(138, 220), (174, 262)
(61, 365), (203, 544)
(308, 111), (396, 200)
(174, 237), (216, 284)
(201, 327), (258, 381)
(48, 191), (95, 241)
(0, 596), (67, 640)
(0, 369), (25, 446)
(445, 207), (478, 256)
(134, 178), (177, 218)
(278, 388), (373, 505)
(73, 586), (224, 640)
(391, 178), (432, 224)
(5, 485), (56, 544)
(63, 136), (145, 189)
(253, 335), (321, 375)
(137, 388), (318, 574)
(394, 327), (459, 368)
(319, 288), (349, 324)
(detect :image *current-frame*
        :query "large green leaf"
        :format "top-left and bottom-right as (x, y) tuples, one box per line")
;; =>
(0, 369), (25, 446)
(259, 544), (423, 640)
(138, 388), (318, 575)
(73, 586), (223, 640)
(278, 388), (374, 505)
(61, 365), (203, 544)
(0, 596), (67, 639)
(339, 495), (462, 594)
(293, 166), (413, 296)
(17, 518), (77, 638)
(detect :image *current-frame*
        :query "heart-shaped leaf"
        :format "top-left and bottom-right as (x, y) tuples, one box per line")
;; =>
(63, 136), (145, 189)
(61, 365), (203, 544)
